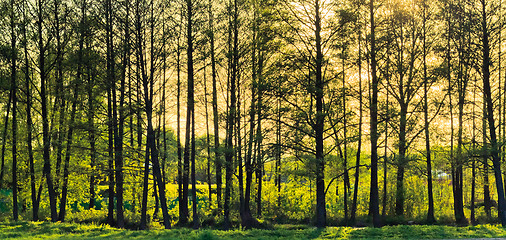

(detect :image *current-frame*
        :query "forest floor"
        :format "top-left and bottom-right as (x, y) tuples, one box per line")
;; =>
(1, 221), (506, 239)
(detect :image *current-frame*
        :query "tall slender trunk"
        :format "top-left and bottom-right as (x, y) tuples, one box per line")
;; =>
(105, 0), (116, 225)
(382, 90), (388, 218)
(115, 0), (130, 227)
(483, 98), (491, 218)
(342, 48), (349, 224)
(275, 90), (281, 203)
(39, 0), (58, 222)
(480, 0), (506, 226)
(422, 0), (435, 222)
(314, 0), (326, 228)
(190, 54), (198, 229)
(350, 32), (362, 224)
(137, 0), (149, 229)
(181, 0), (194, 226)
(22, 2), (38, 220)
(176, 24), (184, 223)
(224, 0), (239, 228)
(454, 3), (468, 224)
(58, 4), (86, 220)
(58, 64), (81, 222)
(204, 65), (212, 207)
(10, 0), (18, 220)
(53, 0), (66, 195)
(471, 85), (477, 225)
(209, 0), (222, 212)
(244, 10), (257, 221)
(237, 76), (245, 223)
(161, 7), (167, 189)
(0, 80), (12, 191)
(255, 72), (264, 218)
(369, 0), (381, 227)
(88, 65), (96, 210)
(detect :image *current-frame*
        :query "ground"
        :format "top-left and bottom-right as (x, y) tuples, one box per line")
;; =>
(2, 221), (506, 239)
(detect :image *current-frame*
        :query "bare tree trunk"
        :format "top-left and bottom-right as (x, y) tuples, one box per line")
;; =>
(105, 0), (116, 225)
(38, 0), (58, 222)
(176, 23), (184, 223)
(422, 0), (435, 223)
(208, 0), (222, 212)
(53, 0), (66, 196)
(58, 3), (86, 219)
(136, 0), (149, 229)
(0, 89), (12, 191)
(342, 48), (350, 224)
(255, 75), (264, 218)
(224, 0), (239, 229)
(58, 62), (81, 222)
(369, 0), (381, 227)
(471, 84), (477, 225)
(382, 90), (388, 218)
(313, 0), (326, 228)
(114, 0), (130, 227)
(87, 35), (97, 210)
(350, 32), (362, 224)
(483, 98), (492, 218)
(204, 65), (212, 208)
(480, 0), (506, 226)
(10, 0), (18, 220)
(21, 1), (38, 220)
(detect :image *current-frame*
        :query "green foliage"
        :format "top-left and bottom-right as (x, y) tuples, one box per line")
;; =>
(2, 221), (506, 239)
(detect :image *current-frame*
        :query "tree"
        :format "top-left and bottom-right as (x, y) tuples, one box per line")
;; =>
(478, 0), (506, 226)
(369, 0), (381, 227)
(421, 0), (435, 223)
(38, 0), (58, 222)
(10, 0), (18, 221)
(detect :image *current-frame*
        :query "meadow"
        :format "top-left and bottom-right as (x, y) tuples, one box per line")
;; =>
(2, 221), (506, 239)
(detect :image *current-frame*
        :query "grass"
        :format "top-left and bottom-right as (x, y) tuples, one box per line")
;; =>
(1, 221), (506, 239)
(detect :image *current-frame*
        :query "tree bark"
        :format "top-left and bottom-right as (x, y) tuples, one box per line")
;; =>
(21, 1), (38, 220)
(39, 0), (58, 222)
(369, 0), (381, 227)
(480, 0), (506, 226)
(209, 0), (222, 212)
(314, 0), (326, 228)
(10, 0), (18, 220)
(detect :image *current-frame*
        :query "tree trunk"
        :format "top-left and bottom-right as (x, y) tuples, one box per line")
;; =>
(350, 32), (362, 224)
(10, 0), (18, 220)
(87, 39), (97, 210)
(187, 0), (199, 226)
(224, 0), (239, 229)
(136, 0), (149, 228)
(58, 5), (86, 219)
(314, 0), (326, 228)
(21, 2), (38, 220)
(204, 65), (212, 208)
(422, 0), (435, 223)
(483, 98), (492, 218)
(39, 0), (58, 222)
(53, 0), (66, 197)
(255, 77), (264, 218)
(106, 0), (116, 225)
(58, 65), (80, 222)
(480, 0), (506, 226)
(208, 0), (222, 212)
(369, 0), (381, 227)
(471, 86), (477, 225)
(176, 25), (184, 223)
(114, 0), (130, 227)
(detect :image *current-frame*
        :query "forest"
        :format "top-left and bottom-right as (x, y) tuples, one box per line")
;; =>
(1, 0), (506, 233)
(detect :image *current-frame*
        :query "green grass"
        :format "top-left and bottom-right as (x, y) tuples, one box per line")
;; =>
(1, 221), (506, 239)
